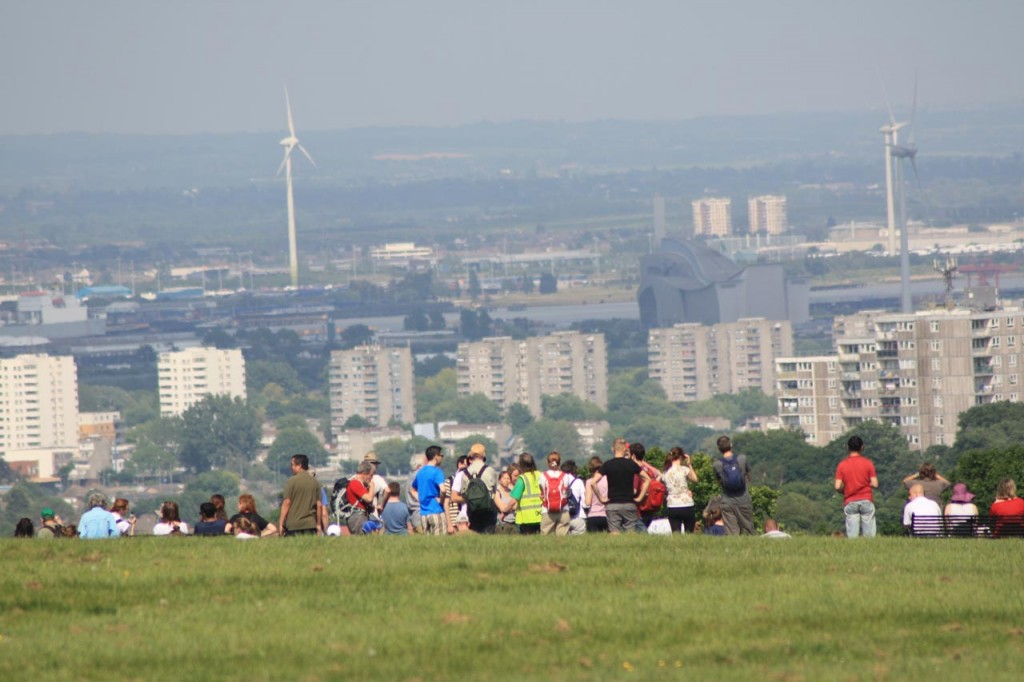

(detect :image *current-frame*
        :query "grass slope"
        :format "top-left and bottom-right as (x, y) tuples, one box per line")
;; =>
(1, 536), (1022, 681)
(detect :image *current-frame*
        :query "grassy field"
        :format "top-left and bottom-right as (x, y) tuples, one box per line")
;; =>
(2, 535), (1023, 681)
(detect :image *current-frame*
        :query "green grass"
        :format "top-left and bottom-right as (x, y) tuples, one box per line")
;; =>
(2, 536), (1023, 681)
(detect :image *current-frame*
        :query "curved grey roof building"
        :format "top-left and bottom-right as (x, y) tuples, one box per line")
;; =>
(637, 239), (809, 329)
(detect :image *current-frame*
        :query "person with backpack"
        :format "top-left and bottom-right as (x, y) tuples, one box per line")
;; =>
(561, 460), (587, 535)
(538, 451), (571, 536)
(454, 443), (499, 533)
(712, 435), (754, 535)
(344, 462), (377, 535)
(511, 452), (543, 535)
(630, 443), (666, 529)
(36, 508), (65, 539)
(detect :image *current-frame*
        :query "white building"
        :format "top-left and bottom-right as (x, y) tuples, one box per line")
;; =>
(157, 347), (247, 417)
(692, 197), (732, 237)
(0, 354), (79, 474)
(748, 195), (788, 235)
(369, 242), (436, 268)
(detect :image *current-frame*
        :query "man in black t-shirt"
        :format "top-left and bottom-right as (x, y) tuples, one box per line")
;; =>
(602, 437), (650, 533)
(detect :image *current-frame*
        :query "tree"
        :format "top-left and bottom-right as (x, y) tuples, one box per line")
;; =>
(539, 272), (557, 294)
(468, 269), (481, 299)
(416, 368), (457, 421)
(452, 435), (499, 461)
(541, 393), (606, 422)
(952, 401), (1024, 456)
(428, 394), (502, 424)
(822, 421), (917, 496)
(949, 446), (1024, 512)
(177, 395), (262, 473)
(276, 414), (309, 431)
(731, 429), (824, 487)
(246, 360), (305, 395)
(522, 420), (584, 461)
(343, 414), (372, 429)
(505, 403), (534, 434)
(521, 275), (535, 294)
(414, 354), (455, 379)
(371, 436), (434, 476)
(428, 310), (446, 331)
(404, 309), (430, 331)
(338, 324), (374, 349)
(267, 428), (328, 475)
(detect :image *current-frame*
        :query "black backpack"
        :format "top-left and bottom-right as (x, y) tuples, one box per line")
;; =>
(566, 476), (582, 517)
(720, 457), (746, 494)
(464, 467), (494, 514)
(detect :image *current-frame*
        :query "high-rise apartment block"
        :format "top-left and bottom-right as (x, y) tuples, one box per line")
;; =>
(456, 331), (607, 418)
(329, 346), (415, 431)
(692, 197), (732, 237)
(158, 347), (247, 417)
(648, 318), (793, 402)
(0, 354), (79, 455)
(776, 307), (1024, 449)
(748, 195), (788, 235)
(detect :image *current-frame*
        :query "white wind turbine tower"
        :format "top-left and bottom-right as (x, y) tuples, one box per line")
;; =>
(277, 88), (316, 289)
(880, 73), (920, 314)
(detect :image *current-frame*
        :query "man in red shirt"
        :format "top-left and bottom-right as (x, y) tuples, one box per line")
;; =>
(834, 435), (879, 538)
(344, 462), (376, 535)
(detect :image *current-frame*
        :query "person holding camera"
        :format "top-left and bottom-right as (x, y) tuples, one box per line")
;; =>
(663, 447), (699, 534)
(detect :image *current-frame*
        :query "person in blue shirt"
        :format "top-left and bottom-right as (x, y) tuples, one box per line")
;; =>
(381, 482), (411, 535)
(78, 492), (119, 539)
(411, 445), (446, 535)
(194, 502), (229, 536)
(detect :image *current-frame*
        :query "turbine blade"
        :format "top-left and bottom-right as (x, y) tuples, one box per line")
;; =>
(910, 155), (921, 189)
(907, 69), (918, 145)
(876, 65), (896, 126)
(275, 149), (292, 179)
(297, 144), (317, 168)
(285, 87), (296, 138)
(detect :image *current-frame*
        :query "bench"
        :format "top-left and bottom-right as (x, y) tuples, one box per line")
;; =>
(909, 514), (1024, 538)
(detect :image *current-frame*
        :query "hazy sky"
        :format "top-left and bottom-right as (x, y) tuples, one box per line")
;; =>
(2, 1), (1022, 135)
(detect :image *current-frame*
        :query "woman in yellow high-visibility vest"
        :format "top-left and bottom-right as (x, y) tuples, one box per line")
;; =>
(511, 453), (542, 534)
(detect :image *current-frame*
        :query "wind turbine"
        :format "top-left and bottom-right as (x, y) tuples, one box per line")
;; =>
(879, 73), (917, 314)
(277, 88), (316, 289)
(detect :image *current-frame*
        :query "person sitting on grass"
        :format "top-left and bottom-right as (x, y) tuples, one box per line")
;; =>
(762, 518), (791, 539)
(36, 508), (64, 539)
(903, 483), (941, 532)
(230, 494), (277, 537)
(14, 517), (34, 538)
(61, 524), (78, 538)
(78, 492), (120, 540)
(153, 501), (189, 536)
(210, 494), (229, 521)
(233, 516), (260, 540)
(380, 482), (411, 535)
(702, 498), (726, 536)
(194, 502), (229, 536)
(110, 498), (136, 537)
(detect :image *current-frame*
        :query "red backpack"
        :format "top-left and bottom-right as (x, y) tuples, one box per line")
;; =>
(543, 470), (568, 511)
(638, 463), (667, 513)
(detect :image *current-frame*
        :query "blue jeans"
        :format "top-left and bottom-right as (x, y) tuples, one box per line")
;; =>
(844, 500), (876, 538)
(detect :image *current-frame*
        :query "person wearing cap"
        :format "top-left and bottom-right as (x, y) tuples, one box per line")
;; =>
(944, 483), (979, 518)
(36, 508), (64, 539)
(362, 452), (388, 515)
(77, 492), (119, 540)
(456, 442), (498, 534)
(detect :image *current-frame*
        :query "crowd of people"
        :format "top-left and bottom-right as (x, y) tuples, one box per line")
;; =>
(11, 434), (1022, 540)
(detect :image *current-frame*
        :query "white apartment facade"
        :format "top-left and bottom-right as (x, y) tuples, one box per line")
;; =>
(329, 346), (415, 431)
(649, 318), (793, 403)
(776, 307), (1024, 450)
(456, 331), (608, 418)
(748, 195), (788, 235)
(692, 197), (732, 237)
(0, 353), (79, 456)
(157, 347), (247, 417)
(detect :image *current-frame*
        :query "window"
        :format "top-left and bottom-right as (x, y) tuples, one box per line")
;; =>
(827, 362), (836, 372)
(992, 337), (1001, 347)
(935, 416), (944, 427)
(1011, 355), (1018, 367)
(828, 379), (837, 388)
(930, 321), (940, 332)
(932, 358), (942, 370)
(1012, 374), (1019, 385)
(933, 377), (943, 390)
(828, 397), (838, 407)
(931, 340), (941, 352)
(932, 394), (942, 407)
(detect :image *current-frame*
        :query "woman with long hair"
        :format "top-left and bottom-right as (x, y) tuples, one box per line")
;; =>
(584, 456), (608, 533)
(229, 494), (278, 537)
(493, 470), (518, 534)
(110, 498), (136, 536)
(153, 501), (189, 536)
(662, 447), (699, 534)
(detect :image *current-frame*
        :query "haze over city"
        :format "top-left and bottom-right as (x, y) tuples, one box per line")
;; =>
(2, 0), (1023, 135)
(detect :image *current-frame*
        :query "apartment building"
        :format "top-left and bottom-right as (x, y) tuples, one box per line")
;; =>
(456, 331), (607, 418)
(0, 353), (79, 456)
(776, 307), (1024, 449)
(775, 355), (844, 445)
(692, 197), (732, 237)
(748, 195), (788, 235)
(157, 347), (247, 417)
(329, 346), (415, 431)
(648, 318), (793, 402)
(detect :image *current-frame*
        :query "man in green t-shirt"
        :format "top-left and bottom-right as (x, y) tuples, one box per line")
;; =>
(279, 454), (322, 536)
